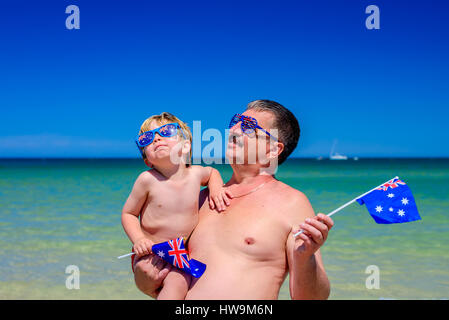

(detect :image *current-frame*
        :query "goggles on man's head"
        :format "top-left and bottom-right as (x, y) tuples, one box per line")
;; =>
(136, 122), (186, 149)
(229, 113), (277, 141)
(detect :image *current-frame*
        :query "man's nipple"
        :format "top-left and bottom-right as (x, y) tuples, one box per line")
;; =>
(244, 237), (255, 245)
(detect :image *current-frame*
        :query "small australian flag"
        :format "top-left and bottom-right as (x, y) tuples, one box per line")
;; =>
(356, 177), (421, 224)
(152, 237), (206, 278)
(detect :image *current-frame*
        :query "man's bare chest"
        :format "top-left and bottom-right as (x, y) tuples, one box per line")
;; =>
(194, 200), (290, 261)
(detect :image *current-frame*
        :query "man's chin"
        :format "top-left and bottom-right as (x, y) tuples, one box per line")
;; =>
(225, 149), (243, 164)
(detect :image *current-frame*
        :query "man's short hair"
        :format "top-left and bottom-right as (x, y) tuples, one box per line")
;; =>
(246, 100), (300, 165)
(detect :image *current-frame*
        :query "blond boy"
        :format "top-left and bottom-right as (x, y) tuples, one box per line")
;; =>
(121, 112), (231, 299)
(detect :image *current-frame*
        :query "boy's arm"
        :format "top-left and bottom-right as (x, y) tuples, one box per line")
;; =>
(199, 166), (222, 188)
(285, 193), (333, 300)
(121, 172), (153, 253)
(196, 166), (231, 212)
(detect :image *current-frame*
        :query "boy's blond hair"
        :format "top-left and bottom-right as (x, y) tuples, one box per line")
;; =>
(138, 112), (192, 166)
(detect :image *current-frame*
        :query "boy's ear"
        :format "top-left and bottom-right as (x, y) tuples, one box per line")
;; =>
(144, 157), (153, 168)
(181, 140), (191, 155)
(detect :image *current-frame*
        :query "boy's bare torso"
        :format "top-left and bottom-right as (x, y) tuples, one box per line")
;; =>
(139, 167), (202, 244)
(186, 180), (305, 299)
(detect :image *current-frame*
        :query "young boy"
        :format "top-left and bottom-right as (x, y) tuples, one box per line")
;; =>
(121, 112), (231, 300)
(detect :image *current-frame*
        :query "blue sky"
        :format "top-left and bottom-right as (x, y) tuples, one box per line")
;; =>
(1, 0), (448, 158)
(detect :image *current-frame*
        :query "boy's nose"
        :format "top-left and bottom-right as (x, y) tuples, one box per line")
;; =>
(153, 134), (162, 143)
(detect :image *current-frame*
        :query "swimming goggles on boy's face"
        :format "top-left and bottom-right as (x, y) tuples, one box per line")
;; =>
(136, 123), (186, 148)
(228, 113), (277, 141)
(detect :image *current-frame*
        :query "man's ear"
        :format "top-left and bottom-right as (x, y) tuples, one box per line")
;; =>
(259, 140), (282, 175)
(268, 141), (284, 160)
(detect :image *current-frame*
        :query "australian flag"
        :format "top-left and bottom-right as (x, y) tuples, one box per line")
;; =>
(152, 237), (206, 278)
(356, 177), (421, 224)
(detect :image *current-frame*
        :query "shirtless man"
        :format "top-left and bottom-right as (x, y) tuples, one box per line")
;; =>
(133, 100), (334, 299)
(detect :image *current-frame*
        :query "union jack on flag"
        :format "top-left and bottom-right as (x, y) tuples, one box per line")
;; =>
(168, 238), (190, 269)
(376, 177), (406, 191)
(151, 237), (207, 278)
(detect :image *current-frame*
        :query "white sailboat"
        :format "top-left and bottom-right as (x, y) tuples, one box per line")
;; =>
(330, 140), (348, 160)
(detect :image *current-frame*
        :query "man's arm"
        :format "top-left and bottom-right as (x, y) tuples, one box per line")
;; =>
(286, 193), (334, 300)
(133, 254), (171, 299)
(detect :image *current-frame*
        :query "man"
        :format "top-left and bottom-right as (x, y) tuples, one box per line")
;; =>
(133, 99), (334, 299)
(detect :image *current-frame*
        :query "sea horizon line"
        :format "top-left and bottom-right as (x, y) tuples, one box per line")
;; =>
(0, 157), (448, 160)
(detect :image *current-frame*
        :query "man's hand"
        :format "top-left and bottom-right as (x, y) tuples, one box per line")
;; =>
(209, 187), (233, 212)
(292, 213), (334, 260)
(133, 237), (154, 257)
(133, 254), (171, 299)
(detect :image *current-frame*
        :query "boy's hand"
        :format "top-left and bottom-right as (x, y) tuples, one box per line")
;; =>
(133, 237), (154, 257)
(209, 187), (233, 212)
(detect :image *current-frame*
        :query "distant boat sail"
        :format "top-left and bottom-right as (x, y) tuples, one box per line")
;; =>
(330, 140), (348, 160)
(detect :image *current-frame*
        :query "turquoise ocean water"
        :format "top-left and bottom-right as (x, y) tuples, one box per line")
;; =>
(0, 158), (448, 299)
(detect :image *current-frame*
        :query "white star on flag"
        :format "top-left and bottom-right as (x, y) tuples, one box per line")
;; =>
(398, 209), (405, 217)
(157, 251), (165, 258)
(387, 193), (395, 198)
(375, 205), (383, 213)
(389, 207), (394, 212)
(401, 198), (409, 205)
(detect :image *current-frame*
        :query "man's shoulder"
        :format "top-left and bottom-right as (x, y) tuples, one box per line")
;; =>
(273, 180), (311, 204)
(271, 180), (314, 220)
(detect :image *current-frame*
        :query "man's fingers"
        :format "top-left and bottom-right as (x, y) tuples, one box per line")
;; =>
(209, 198), (215, 209)
(158, 266), (170, 280)
(153, 257), (171, 279)
(292, 227), (304, 238)
(154, 256), (166, 270)
(305, 218), (329, 241)
(300, 220), (324, 244)
(225, 189), (233, 199)
(316, 213), (334, 230)
(150, 256), (167, 277)
(298, 232), (312, 247)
